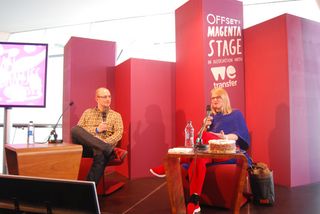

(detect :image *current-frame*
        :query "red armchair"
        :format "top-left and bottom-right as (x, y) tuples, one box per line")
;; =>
(178, 131), (249, 209)
(181, 161), (249, 209)
(78, 147), (128, 195)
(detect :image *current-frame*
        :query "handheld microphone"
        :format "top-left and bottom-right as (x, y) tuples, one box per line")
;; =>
(102, 111), (106, 122)
(195, 105), (211, 150)
(47, 101), (74, 143)
(101, 110), (107, 134)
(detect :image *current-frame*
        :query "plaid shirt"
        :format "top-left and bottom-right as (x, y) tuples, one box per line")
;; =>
(77, 107), (123, 147)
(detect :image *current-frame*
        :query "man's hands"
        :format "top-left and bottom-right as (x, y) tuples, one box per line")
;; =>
(97, 122), (107, 133)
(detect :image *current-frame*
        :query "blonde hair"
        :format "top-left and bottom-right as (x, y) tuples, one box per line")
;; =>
(210, 87), (232, 115)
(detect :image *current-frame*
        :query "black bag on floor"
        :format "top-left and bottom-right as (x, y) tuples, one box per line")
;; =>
(248, 162), (275, 206)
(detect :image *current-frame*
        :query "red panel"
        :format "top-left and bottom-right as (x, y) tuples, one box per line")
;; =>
(114, 60), (131, 178)
(244, 15), (291, 186)
(115, 58), (175, 179)
(175, 0), (205, 146)
(62, 37), (116, 143)
(287, 16), (320, 187)
(245, 14), (320, 187)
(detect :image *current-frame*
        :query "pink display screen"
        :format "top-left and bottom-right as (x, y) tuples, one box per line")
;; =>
(0, 42), (48, 107)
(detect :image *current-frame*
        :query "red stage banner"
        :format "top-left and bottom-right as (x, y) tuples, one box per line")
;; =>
(175, 0), (245, 145)
(204, 0), (245, 112)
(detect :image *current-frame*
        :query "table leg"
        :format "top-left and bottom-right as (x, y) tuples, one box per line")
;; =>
(231, 157), (248, 214)
(164, 156), (186, 214)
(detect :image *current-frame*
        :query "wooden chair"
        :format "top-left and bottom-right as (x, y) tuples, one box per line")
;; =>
(78, 146), (128, 195)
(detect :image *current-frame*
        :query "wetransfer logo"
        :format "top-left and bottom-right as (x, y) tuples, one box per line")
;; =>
(211, 65), (238, 88)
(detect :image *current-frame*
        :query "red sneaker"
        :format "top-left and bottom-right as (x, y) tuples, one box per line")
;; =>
(187, 202), (201, 214)
(187, 193), (201, 214)
(149, 165), (166, 178)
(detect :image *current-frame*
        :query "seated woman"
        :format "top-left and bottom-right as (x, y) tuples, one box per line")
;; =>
(186, 87), (250, 214)
(150, 87), (251, 214)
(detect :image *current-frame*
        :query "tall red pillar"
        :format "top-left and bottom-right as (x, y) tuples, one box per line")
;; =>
(244, 14), (320, 187)
(62, 37), (116, 144)
(115, 58), (175, 179)
(175, 0), (245, 145)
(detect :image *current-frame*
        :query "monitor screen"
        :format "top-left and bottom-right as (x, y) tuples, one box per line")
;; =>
(0, 174), (100, 214)
(0, 42), (48, 108)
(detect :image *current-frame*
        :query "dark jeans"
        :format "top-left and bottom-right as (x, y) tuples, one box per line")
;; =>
(71, 125), (115, 185)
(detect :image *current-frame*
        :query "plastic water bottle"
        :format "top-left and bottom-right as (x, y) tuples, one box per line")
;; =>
(184, 121), (194, 147)
(27, 121), (35, 144)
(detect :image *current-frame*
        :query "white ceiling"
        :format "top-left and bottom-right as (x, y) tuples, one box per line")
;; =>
(0, 0), (319, 34)
(0, 0), (188, 33)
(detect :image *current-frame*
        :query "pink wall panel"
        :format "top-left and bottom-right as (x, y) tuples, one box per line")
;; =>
(115, 58), (175, 179)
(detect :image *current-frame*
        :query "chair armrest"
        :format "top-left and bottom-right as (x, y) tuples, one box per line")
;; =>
(108, 147), (128, 166)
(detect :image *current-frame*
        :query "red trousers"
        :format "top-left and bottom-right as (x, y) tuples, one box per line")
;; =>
(186, 132), (222, 195)
(187, 157), (212, 195)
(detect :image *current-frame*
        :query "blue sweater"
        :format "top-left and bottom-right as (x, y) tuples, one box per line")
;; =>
(208, 109), (250, 150)
(207, 109), (252, 166)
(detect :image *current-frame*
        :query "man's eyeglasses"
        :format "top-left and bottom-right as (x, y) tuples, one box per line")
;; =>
(97, 95), (111, 99)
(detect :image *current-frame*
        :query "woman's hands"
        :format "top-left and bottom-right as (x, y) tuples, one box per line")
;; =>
(216, 130), (238, 141)
(203, 116), (238, 141)
(203, 116), (213, 128)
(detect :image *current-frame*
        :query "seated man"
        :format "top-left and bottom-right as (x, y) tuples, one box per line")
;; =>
(71, 87), (123, 185)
